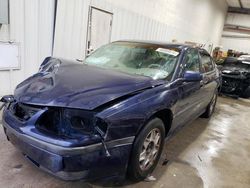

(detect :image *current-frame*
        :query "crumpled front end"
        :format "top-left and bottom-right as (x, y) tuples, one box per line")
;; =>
(2, 101), (134, 181)
(221, 70), (250, 97)
(221, 75), (243, 94)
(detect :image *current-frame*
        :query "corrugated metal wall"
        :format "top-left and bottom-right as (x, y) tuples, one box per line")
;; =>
(0, 0), (55, 96)
(53, 0), (228, 60)
(53, 0), (90, 61)
(221, 13), (250, 53)
(0, 0), (228, 95)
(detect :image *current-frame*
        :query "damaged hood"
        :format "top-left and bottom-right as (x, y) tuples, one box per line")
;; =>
(222, 60), (250, 76)
(222, 67), (249, 74)
(14, 60), (163, 110)
(221, 65), (250, 79)
(222, 68), (242, 75)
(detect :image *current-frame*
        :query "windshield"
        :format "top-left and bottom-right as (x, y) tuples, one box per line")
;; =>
(84, 42), (180, 80)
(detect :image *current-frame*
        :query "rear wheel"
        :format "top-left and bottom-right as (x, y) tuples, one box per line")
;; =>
(128, 118), (165, 181)
(201, 92), (217, 118)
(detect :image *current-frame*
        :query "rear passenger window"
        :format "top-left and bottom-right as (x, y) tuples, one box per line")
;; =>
(200, 54), (214, 73)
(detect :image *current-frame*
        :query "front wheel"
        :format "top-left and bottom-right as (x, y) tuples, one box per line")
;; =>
(127, 118), (165, 181)
(201, 92), (217, 118)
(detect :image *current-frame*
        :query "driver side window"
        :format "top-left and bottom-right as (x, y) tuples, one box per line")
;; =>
(184, 49), (200, 72)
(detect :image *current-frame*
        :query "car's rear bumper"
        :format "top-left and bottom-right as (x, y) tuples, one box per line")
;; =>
(2, 118), (134, 181)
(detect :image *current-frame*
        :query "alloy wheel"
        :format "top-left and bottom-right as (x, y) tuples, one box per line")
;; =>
(139, 128), (162, 171)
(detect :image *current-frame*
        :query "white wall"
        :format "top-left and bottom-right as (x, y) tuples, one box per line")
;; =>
(53, 0), (228, 60)
(221, 37), (250, 53)
(0, 0), (228, 95)
(53, 0), (91, 61)
(107, 0), (227, 45)
(221, 13), (250, 53)
(0, 0), (55, 96)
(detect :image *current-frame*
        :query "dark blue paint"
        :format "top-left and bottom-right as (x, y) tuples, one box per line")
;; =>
(183, 71), (203, 82)
(14, 61), (163, 110)
(1, 42), (219, 181)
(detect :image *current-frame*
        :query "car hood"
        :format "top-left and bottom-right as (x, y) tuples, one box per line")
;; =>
(221, 69), (241, 75)
(14, 60), (164, 110)
(222, 65), (250, 75)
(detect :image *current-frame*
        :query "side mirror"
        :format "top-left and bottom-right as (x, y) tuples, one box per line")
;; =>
(183, 71), (202, 82)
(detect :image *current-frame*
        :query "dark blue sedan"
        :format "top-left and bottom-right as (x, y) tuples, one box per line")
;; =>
(1, 41), (219, 182)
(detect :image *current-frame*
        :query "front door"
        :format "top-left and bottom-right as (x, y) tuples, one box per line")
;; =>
(86, 7), (113, 56)
(171, 48), (203, 130)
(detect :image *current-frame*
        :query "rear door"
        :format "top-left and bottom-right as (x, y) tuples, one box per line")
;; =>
(199, 50), (217, 108)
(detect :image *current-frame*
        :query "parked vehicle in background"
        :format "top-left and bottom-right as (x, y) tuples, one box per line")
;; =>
(238, 55), (250, 62)
(220, 57), (250, 98)
(1, 41), (219, 182)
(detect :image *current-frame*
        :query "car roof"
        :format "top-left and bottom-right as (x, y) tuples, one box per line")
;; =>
(114, 40), (208, 53)
(239, 55), (250, 61)
(240, 55), (250, 58)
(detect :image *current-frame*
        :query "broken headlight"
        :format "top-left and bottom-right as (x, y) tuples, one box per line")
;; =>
(36, 108), (96, 138)
(95, 118), (108, 137)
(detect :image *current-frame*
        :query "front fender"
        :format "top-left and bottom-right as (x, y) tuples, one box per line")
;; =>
(96, 84), (178, 141)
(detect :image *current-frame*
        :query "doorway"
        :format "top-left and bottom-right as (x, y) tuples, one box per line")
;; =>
(86, 7), (113, 56)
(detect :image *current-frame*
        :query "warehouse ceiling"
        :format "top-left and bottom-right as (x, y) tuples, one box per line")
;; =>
(227, 0), (250, 14)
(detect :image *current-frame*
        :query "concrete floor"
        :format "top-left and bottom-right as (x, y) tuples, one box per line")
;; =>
(0, 96), (250, 188)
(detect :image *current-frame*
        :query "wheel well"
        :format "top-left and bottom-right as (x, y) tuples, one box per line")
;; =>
(154, 109), (173, 136)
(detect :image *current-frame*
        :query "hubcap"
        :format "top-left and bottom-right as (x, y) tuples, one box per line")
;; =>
(139, 128), (161, 171)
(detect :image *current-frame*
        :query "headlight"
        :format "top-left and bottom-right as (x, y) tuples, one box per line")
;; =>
(70, 116), (86, 130)
(95, 118), (108, 137)
(36, 108), (96, 137)
(64, 108), (95, 133)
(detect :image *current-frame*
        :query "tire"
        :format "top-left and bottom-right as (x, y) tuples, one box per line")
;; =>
(127, 118), (165, 181)
(201, 92), (217, 118)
